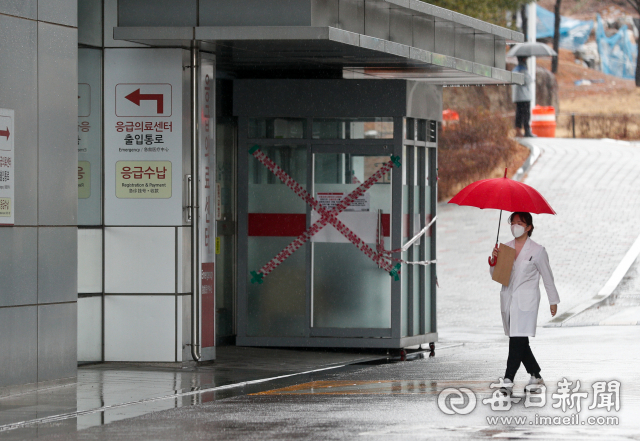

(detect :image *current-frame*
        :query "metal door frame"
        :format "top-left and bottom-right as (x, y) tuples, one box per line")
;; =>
(237, 116), (437, 348)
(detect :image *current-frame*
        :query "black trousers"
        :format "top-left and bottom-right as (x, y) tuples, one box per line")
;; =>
(515, 101), (531, 132)
(504, 337), (541, 381)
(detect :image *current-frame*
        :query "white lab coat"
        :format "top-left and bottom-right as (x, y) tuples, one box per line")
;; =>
(490, 237), (560, 337)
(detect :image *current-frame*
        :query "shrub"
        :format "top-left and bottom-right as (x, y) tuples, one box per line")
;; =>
(438, 109), (525, 201)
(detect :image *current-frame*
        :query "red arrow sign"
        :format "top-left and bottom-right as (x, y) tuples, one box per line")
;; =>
(124, 89), (164, 114)
(0, 127), (9, 141)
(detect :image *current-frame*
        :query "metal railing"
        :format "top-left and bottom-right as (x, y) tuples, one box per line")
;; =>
(557, 112), (640, 140)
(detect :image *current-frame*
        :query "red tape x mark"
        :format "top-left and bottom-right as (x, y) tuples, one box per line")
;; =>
(249, 145), (402, 284)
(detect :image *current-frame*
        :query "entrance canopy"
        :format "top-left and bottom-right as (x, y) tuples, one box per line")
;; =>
(114, 0), (524, 86)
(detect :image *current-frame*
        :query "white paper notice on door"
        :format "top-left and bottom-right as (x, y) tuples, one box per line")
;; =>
(316, 192), (370, 212)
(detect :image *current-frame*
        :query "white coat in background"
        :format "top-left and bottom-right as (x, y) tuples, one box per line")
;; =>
(490, 237), (560, 337)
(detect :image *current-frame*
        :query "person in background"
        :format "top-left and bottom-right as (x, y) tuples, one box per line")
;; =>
(512, 56), (534, 137)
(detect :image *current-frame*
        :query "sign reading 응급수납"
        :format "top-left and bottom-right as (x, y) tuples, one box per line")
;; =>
(116, 160), (172, 198)
(104, 49), (183, 225)
(0, 108), (15, 225)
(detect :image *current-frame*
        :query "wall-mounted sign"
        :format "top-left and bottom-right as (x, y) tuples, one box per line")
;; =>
(78, 48), (102, 225)
(0, 108), (15, 225)
(104, 49), (183, 225)
(317, 192), (370, 212)
(115, 83), (172, 117)
(200, 57), (216, 351)
(78, 161), (91, 199)
(115, 160), (172, 198)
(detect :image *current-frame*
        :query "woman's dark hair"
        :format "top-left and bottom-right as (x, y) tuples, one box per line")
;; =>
(509, 212), (534, 237)
(517, 56), (528, 65)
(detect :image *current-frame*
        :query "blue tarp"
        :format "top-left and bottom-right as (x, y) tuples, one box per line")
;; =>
(596, 14), (637, 80)
(536, 5), (594, 51)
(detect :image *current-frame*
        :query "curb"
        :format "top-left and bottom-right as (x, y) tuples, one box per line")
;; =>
(545, 231), (640, 327)
(513, 138), (541, 182)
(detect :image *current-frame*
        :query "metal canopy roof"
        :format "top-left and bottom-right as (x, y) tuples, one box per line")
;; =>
(114, 26), (523, 86)
(113, 0), (524, 86)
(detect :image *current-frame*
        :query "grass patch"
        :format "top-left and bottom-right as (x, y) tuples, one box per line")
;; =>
(557, 113), (640, 140)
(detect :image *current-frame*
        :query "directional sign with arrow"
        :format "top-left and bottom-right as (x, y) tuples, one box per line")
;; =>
(115, 83), (172, 117)
(125, 88), (164, 114)
(0, 108), (15, 225)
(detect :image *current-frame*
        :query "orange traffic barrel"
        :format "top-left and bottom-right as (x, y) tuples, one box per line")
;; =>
(531, 106), (556, 137)
(442, 109), (459, 131)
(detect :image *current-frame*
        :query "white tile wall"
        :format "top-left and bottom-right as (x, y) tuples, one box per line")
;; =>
(104, 295), (175, 361)
(105, 227), (175, 293)
(78, 229), (103, 293)
(78, 296), (102, 362)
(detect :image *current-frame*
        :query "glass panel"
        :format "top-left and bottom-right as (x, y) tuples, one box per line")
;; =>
(425, 148), (435, 332)
(248, 118), (306, 139)
(215, 119), (236, 342)
(312, 118), (394, 139)
(413, 185), (421, 336)
(78, 48), (102, 225)
(405, 118), (415, 140)
(247, 237), (306, 337)
(417, 119), (427, 142)
(312, 153), (391, 329)
(429, 120), (438, 143)
(247, 145), (307, 337)
(248, 145), (307, 212)
(401, 146), (410, 337)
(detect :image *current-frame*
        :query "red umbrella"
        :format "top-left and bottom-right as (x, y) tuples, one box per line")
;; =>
(448, 168), (555, 265)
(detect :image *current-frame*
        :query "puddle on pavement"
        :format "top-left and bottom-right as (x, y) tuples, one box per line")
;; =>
(252, 380), (496, 396)
(0, 348), (442, 437)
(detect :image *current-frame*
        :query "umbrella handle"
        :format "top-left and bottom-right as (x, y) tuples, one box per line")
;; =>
(488, 243), (498, 267)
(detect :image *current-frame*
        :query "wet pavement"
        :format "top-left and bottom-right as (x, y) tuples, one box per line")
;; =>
(3, 326), (638, 440)
(566, 252), (640, 326)
(0, 347), (388, 438)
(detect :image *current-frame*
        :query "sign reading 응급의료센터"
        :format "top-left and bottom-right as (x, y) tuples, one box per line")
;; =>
(0, 108), (15, 225)
(104, 49), (183, 225)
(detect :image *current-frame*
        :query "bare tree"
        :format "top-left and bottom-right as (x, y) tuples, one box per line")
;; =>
(552, 0), (562, 73)
(626, 0), (640, 86)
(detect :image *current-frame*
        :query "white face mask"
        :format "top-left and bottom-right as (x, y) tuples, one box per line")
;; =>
(511, 224), (526, 238)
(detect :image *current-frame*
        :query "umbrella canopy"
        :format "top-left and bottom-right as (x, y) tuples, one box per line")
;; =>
(448, 175), (556, 214)
(507, 42), (558, 58)
(448, 169), (555, 266)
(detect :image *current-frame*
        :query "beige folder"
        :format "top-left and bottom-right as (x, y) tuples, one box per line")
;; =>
(492, 243), (516, 286)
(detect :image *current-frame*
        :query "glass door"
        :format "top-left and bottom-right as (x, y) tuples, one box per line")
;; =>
(310, 146), (393, 337)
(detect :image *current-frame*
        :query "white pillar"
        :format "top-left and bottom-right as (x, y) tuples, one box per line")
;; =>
(527, 1), (537, 110)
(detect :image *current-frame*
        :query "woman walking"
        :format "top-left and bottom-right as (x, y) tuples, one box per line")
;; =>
(490, 212), (560, 395)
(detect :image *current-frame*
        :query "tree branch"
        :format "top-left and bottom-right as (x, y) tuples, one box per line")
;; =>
(625, 0), (640, 15)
